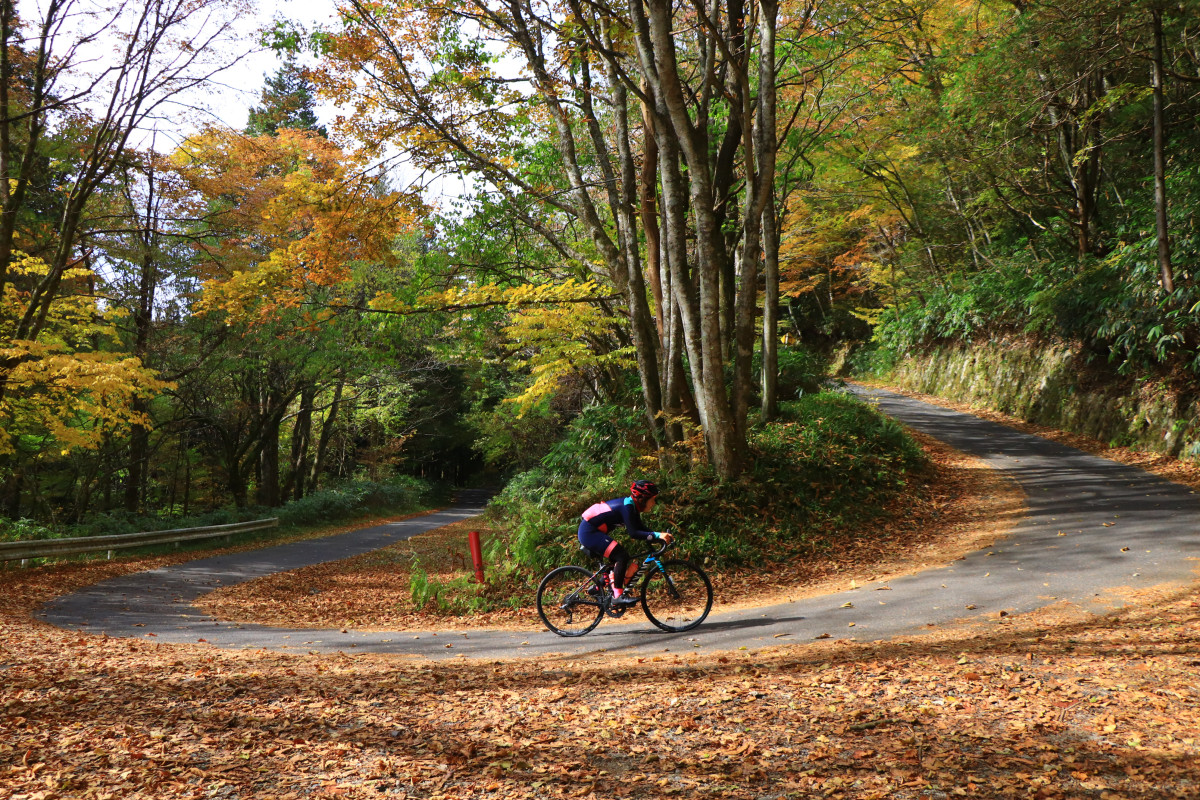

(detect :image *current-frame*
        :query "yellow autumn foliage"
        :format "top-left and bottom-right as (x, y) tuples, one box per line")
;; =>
(373, 278), (630, 413)
(502, 303), (635, 412)
(0, 253), (170, 456)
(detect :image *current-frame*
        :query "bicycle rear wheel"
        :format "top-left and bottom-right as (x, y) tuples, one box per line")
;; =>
(640, 559), (713, 632)
(536, 566), (604, 636)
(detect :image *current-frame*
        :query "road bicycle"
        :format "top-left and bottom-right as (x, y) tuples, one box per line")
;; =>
(535, 540), (713, 637)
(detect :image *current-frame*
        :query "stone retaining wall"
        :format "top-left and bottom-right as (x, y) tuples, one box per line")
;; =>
(884, 340), (1200, 461)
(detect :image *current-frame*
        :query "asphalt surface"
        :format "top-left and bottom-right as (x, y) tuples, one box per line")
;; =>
(40, 387), (1200, 660)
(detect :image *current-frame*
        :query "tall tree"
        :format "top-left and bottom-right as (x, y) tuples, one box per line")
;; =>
(308, 0), (786, 479)
(172, 125), (421, 504)
(0, 0), (246, 514)
(245, 58), (328, 138)
(0, 0), (246, 394)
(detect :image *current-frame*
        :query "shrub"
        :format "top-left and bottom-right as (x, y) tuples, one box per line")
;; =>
(274, 476), (431, 527)
(484, 390), (929, 573)
(0, 518), (61, 543)
(409, 559), (490, 614)
(755, 345), (829, 400)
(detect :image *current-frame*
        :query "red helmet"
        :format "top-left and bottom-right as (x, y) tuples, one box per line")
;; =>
(630, 480), (659, 503)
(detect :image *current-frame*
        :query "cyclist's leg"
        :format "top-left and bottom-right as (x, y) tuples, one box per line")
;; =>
(577, 523), (630, 592)
(579, 523), (618, 580)
(607, 542), (630, 591)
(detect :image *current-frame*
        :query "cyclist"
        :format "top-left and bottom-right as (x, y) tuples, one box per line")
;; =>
(577, 479), (673, 606)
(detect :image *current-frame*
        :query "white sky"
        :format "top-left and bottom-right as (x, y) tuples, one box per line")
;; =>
(234, 1), (468, 208)
(210, 0), (342, 132)
(15, 0), (463, 207)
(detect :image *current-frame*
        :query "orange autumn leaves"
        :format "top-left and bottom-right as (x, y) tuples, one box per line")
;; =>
(173, 128), (426, 324)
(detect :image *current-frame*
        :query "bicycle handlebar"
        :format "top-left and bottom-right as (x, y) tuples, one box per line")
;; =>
(582, 535), (675, 567)
(642, 537), (674, 558)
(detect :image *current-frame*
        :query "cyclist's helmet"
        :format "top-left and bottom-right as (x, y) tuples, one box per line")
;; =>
(630, 480), (660, 503)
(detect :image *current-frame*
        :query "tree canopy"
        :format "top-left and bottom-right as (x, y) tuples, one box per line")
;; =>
(3, 0), (1199, 523)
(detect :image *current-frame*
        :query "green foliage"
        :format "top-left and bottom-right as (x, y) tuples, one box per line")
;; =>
(408, 559), (491, 614)
(754, 346), (829, 400)
(244, 59), (327, 137)
(274, 477), (431, 527)
(0, 478), (431, 545)
(799, 0), (1200, 399)
(1090, 162), (1200, 376)
(482, 468), (583, 573)
(867, 254), (1067, 354)
(845, 342), (901, 379)
(484, 391), (928, 573)
(662, 393), (926, 565)
(467, 399), (565, 472)
(408, 561), (437, 610)
(540, 404), (643, 476)
(863, 156), (1200, 379)
(0, 518), (61, 543)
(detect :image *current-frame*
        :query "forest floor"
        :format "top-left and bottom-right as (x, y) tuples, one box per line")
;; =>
(3, 392), (1200, 799)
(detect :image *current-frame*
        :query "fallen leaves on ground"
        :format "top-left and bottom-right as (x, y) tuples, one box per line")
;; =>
(3, 572), (1200, 799)
(3, 424), (1198, 798)
(195, 431), (1024, 632)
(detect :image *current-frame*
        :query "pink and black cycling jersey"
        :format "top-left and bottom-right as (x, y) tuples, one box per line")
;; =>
(577, 496), (656, 557)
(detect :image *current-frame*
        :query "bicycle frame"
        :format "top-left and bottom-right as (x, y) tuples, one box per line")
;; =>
(583, 545), (672, 613)
(537, 539), (712, 636)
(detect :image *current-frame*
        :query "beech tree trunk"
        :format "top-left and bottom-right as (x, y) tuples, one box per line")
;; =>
(758, 0), (780, 421)
(284, 384), (315, 501)
(1151, 6), (1174, 293)
(309, 378), (344, 493)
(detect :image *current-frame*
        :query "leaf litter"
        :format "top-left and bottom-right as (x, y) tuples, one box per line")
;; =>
(2, 434), (1199, 798)
(194, 432), (1025, 632)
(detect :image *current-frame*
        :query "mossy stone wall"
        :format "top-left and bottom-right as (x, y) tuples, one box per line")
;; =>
(885, 340), (1200, 461)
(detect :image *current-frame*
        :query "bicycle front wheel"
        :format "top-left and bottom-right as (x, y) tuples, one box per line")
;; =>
(536, 566), (604, 637)
(640, 559), (713, 632)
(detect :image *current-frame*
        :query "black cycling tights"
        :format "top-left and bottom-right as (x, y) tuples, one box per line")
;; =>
(609, 543), (631, 590)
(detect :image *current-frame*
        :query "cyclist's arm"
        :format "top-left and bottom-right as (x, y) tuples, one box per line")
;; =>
(620, 498), (667, 542)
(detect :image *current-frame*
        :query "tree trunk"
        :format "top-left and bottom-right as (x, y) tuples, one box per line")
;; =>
(657, 109), (709, 433)
(3, 467), (20, 519)
(228, 463), (248, 509)
(285, 384), (315, 501)
(761, 193), (780, 420)
(602, 23), (667, 450)
(257, 406), (282, 507)
(124, 171), (160, 513)
(635, 0), (746, 479)
(124, 413), (149, 513)
(182, 434), (192, 515)
(1152, 6), (1174, 293)
(639, 93), (665, 342)
(309, 378), (344, 493)
(758, 0), (780, 421)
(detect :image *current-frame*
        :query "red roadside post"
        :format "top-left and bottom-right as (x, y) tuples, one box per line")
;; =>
(468, 530), (485, 583)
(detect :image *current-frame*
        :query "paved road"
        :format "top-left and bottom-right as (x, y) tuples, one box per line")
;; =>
(41, 387), (1200, 659)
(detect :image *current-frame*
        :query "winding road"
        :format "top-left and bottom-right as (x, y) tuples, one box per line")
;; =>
(40, 386), (1200, 660)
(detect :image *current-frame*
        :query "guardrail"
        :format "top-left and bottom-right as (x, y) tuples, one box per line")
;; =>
(0, 518), (279, 564)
